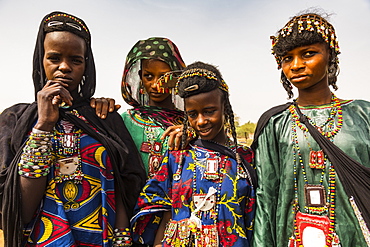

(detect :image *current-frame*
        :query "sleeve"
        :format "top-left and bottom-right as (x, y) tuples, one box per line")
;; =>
(130, 150), (175, 245)
(251, 119), (281, 247)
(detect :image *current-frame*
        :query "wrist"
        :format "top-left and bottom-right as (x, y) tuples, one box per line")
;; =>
(34, 122), (55, 132)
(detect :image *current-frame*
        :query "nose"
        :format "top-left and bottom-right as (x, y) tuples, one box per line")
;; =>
(290, 57), (305, 71)
(197, 114), (208, 127)
(58, 60), (72, 73)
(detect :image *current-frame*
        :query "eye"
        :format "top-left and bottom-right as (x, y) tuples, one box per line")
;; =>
(187, 112), (197, 119)
(204, 109), (216, 116)
(47, 55), (60, 62)
(72, 58), (84, 64)
(143, 73), (154, 80)
(282, 55), (292, 63)
(303, 51), (317, 58)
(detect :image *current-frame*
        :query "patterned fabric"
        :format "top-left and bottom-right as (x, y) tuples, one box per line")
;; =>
(121, 37), (185, 108)
(122, 106), (184, 177)
(23, 119), (116, 246)
(131, 144), (255, 246)
(252, 100), (370, 247)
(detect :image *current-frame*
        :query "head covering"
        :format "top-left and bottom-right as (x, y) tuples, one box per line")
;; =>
(32, 11), (96, 103)
(176, 62), (229, 99)
(270, 13), (340, 69)
(121, 37), (185, 107)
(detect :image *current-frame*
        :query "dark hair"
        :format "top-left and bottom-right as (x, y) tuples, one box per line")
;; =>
(272, 11), (340, 98)
(177, 61), (238, 149)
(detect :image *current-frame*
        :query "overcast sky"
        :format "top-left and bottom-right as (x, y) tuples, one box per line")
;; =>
(1, 0), (369, 123)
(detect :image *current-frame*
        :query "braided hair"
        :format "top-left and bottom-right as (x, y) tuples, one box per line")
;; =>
(177, 61), (238, 149)
(271, 11), (340, 99)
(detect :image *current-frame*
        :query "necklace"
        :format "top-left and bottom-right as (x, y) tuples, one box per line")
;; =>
(288, 93), (343, 138)
(289, 108), (340, 246)
(54, 119), (84, 183)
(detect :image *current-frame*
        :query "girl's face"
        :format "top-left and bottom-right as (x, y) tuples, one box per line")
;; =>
(140, 59), (172, 106)
(281, 42), (330, 92)
(43, 31), (86, 95)
(185, 89), (226, 144)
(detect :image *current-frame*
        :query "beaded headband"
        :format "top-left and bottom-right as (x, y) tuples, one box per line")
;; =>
(271, 14), (340, 68)
(44, 13), (89, 33)
(43, 12), (90, 44)
(176, 68), (229, 94)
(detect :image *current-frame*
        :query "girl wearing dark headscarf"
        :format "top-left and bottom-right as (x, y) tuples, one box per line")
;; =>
(120, 37), (186, 179)
(0, 11), (145, 246)
(130, 62), (257, 247)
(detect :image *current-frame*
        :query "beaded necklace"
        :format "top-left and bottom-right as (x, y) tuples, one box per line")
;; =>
(289, 95), (341, 246)
(53, 119), (84, 183)
(288, 93), (343, 138)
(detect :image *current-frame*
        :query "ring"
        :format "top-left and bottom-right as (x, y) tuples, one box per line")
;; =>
(176, 128), (181, 132)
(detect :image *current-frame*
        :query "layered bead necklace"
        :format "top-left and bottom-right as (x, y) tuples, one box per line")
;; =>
(288, 93), (342, 247)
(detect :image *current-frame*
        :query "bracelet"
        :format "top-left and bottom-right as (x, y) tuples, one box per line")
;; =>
(18, 129), (54, 178)
(112, 228), (132, 247)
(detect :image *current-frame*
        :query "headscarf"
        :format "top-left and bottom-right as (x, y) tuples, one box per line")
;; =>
(121, 37), (185, 108)
(0, 11), (145, 246)
(32, 11), (96, 103)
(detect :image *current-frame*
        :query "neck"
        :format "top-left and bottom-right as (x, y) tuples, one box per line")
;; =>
(296, 88), (333, 106)
(149, 97), (175, 109)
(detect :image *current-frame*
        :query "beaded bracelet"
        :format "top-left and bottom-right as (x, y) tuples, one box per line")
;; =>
(18, 129), (54, 178)
(112, 228), (132, 247)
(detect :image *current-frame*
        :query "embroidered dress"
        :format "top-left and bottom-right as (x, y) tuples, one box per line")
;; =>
(23, 118), (116, 246)
(253, 100), (370, 247)
(131, 143), (255, 246)
(122, 106), (183, 178)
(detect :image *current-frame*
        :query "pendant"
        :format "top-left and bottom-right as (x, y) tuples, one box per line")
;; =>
(205, 158), (219, 180)
(148, 154), (162, 176)
(140, 142), (151, 153)
(193, 193), (216, 211)
(304, 184), (326, 207)
(309, 150), (325, 169)
(292, 211), (339, 247)
(54, 156), (83, 183)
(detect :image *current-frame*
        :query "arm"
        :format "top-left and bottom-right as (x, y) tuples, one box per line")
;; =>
(252, 121), (280, 247)
(20, 80), (72, 223)
(153, 211), (171, 247)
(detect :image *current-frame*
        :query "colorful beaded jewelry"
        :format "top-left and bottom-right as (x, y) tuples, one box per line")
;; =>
(18, 129), (54, 178)
(289, 100), (340, 246)
(54, 119), (84, 183)
(176, 68), (229, 93)
(112, 228), (132, 247)
(271, 14), (340, 69)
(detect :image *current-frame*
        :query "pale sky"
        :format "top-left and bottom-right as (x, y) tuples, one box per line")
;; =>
(1, 0), (369, 123)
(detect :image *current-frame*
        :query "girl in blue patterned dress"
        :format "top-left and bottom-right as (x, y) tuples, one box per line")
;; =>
(131, 62), (257, 247)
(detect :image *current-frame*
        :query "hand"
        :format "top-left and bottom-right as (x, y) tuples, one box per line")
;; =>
(161, 125), (184, 150)
(90, 97), (121, 119)
(35, 80), (73, 131)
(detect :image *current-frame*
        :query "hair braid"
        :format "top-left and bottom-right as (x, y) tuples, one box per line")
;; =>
(223, 93), (238, 148)
(181, 111), (189, 149)
(280, 71), (294, 99)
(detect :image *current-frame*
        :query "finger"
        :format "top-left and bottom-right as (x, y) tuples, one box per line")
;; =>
(108, 98), (116, 112)
(174, 132), (183, 150)
(114, 104), (121, 111)
(167, 132), (176, 150)
(161, 125), (178, 140)
(100, 98), (110, 119)
(90, 97), (96, 108)
(94, 98), (103, 118)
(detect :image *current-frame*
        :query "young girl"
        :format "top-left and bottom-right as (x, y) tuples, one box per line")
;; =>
(0, 11), (145, 246)
(252, 12), (370, 246)
(130, 61), (257, 246)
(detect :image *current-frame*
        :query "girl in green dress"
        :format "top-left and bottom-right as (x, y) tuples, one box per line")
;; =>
(252, 11), (370, 247)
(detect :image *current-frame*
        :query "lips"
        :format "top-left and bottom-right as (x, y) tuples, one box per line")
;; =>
(290, 74), (309, 83)
(198, 127), (212, 136)
(54, 76), (73, 83)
